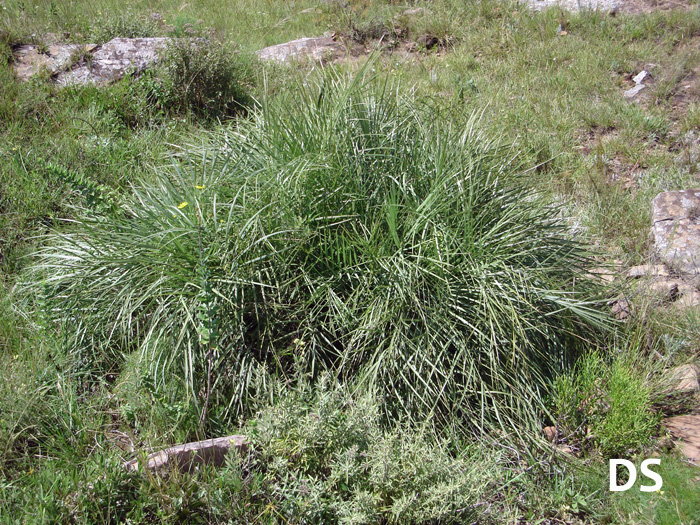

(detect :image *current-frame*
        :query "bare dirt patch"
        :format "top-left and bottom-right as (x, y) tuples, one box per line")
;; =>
(670, 65), (700, 119)
(578, 127), (644, 189)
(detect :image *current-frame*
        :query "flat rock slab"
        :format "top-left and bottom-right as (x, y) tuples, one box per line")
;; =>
(664, 415), (700, 465)
(652, 190), (700, 275)
(13, 38), (170, 85)
(624, 83), (647, 98)
(57, 38), (170, 85)
(663, 364), (700, 393)
(627, 264), (670, 279)
(522, 0), (619, 12)
(124, 434), (248, 473)
(12, 43), (97, 81)
(256, 36), (346, 63)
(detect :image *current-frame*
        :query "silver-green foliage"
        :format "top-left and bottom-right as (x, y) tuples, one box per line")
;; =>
(242, 376), (500, 524)
(31, 67), (607, 430)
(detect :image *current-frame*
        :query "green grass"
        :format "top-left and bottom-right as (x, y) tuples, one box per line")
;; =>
(27, 68), (610, 440)
(0, 33), (259, 275)
(572, 455), (700, 524)
(552, 343), (660, 459)
(3, 0), (700, 522)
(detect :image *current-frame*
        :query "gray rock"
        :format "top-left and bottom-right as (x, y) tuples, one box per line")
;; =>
(124, 434), (248, 473)
(652, 190), (700, 274)
(522, 0), (619, 13)
(649, 278), (681, 303)
(13, 37), (170, 85)
(624, 83), (646, 98)
(543, 426), (557, 443)
(676, 284), (700, 308)
(610, 297), (631, 320)
(633, 70), (652, 84)
(57, 37), (170, 85)
(589, 266), (617, 282)
(256, 36), (345, 63)
(12, 43), (97, 81)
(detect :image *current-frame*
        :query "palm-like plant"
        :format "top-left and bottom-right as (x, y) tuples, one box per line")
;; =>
(30, 67), (608, 435)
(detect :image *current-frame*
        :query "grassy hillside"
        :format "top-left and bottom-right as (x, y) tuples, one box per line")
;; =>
(2, 0), (700, 523)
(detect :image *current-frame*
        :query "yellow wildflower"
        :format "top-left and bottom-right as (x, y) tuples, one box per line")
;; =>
(195, 185), (205, 190)
(178, 201), (188, 209)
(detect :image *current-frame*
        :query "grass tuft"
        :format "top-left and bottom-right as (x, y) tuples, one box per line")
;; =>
(30, 66), (609, 437)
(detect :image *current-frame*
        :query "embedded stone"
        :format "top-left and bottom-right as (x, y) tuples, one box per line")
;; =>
(627, 264), (669, 279)
(543, 426), (557, 443)
(652, 190), (700, 274)
(403, 7), (425, 16)
(624, 84), (646, 98)
(633, 70), (652, 84)
(676, 285), (700, 308)
(57, 37), (170, 85)
(12, 43), (97, 81)
(610, 297), (631, 320)
(664, 415), (700, 465)
(256, 36), (346, 63)
(522, 0), (619, 12)
(556, 445), (574, 455)
(663, 365), (700, 393)
(649, 279), (681, 303)
(589, 266), (617, 282)
(124, 435), (248, 473)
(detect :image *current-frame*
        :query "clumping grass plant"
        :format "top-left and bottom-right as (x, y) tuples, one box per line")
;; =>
(29, 66), (608, 437)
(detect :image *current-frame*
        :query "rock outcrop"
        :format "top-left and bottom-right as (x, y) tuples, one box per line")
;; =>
(12, 37), (170, 85)
(663, 415), (700, 465)
(256, 36), (347, 63)
(57, 38), (170, 85)
(652, 190), (700, 274)
(663, 364), (700, 393)
(12, 43), (96, 81)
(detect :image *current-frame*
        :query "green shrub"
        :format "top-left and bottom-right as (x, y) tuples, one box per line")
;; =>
(30, 67), (607, 434)
(153, 38), (257, 122)
(1, 380), (503, 524)
(232, 377), (501, 524)
(95, 38), (257, 128)
(553, 351), (659, 458)
(597, 360), (659, 457)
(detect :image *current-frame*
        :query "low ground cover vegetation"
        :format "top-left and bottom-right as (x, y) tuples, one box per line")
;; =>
(2, 0), (700, 523)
